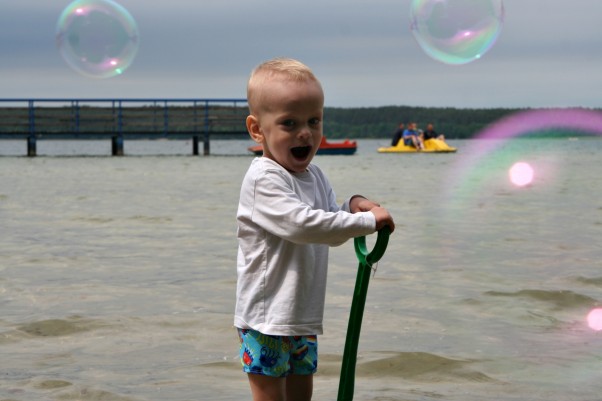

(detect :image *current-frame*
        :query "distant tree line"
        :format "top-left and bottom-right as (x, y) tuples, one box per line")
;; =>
(2, 104), (598, 140)
(322, 106), (599, 139)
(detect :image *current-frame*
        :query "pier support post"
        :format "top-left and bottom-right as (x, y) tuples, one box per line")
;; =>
(112, 135), (124, 156)
(192, 135), (200, 156)
(27, 135), (36, 157)
(203, 134), (210, 156)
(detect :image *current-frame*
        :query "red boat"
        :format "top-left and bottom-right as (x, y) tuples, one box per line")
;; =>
(248, 137), (357, 156)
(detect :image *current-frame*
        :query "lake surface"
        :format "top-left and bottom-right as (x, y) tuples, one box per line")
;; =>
(1, 138), (601, 400)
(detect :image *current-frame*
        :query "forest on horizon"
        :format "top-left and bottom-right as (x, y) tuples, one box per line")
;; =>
(323, 106), (599, 139)
(1, 104), (598, 140)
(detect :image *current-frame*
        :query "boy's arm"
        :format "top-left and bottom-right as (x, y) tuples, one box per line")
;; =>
(349, 195), (395, 233)
(250, 175), (376, 246)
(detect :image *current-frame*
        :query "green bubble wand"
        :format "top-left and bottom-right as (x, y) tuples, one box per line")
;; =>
(337, 226), (391, 401)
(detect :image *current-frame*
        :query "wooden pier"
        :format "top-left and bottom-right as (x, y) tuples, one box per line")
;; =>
(0, 98), (248, 156)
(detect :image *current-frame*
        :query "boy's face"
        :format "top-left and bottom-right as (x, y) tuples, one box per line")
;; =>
(247, 77), (324, 173)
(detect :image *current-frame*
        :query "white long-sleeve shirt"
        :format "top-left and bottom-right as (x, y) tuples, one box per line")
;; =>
(234, 157), (376, 335)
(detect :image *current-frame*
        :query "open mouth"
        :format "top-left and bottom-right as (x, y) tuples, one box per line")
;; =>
(290, 146), (312, 160)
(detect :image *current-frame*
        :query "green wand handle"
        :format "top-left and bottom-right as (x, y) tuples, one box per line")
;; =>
(337, 226), (391, 401)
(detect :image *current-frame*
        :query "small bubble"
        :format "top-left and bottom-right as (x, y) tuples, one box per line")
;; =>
(587, 308), (602, 331)
(509, 162), (534, 187)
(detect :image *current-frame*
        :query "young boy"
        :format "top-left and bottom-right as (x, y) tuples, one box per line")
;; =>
(235, 57), (395, 401)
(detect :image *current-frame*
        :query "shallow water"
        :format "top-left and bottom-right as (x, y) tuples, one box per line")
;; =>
(1, 138), (601, 400)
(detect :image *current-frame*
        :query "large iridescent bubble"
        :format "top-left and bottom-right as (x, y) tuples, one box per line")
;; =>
(56, 0), (139, 79)
(444, 108), (602, 205)
(410, 0), (504, 65)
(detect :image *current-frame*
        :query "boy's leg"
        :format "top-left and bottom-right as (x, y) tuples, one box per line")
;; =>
(247, 374), (313, 401)
(286, 374), (313, 401)
(248, 374), (286, 401)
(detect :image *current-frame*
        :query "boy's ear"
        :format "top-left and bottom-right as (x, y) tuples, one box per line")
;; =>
(246, 115), (263, 144)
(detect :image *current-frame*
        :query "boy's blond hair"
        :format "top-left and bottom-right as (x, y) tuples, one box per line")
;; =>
(247, 57), (322, 115)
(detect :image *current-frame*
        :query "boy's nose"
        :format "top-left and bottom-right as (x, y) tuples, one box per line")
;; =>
(297, 126), (311, 139)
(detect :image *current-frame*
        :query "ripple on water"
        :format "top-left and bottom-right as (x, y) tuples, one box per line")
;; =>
(310, 352), (498, 383)
(16, 316), (110, 337)
(484, 289), (598, 310)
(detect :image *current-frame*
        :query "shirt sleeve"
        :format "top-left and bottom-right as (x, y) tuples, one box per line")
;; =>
(249, 169), (375, 247)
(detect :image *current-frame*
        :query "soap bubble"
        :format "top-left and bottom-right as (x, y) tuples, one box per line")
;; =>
(509, 162), (534, 187)
(444, 109), (602, 206)
(410, 0), (504, 65)
(587, 308), (602, 331)
(56, 0), (139, 79)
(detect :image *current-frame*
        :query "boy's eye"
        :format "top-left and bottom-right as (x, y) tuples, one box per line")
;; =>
(280, 118), (321, 129)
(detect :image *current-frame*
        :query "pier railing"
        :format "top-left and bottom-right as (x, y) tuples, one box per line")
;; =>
(0, 98), (248, 156)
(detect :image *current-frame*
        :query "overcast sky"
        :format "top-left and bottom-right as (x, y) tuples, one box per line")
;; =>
(2, 0), (602, 108)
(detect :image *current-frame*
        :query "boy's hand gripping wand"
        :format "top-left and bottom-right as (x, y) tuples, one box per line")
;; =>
(337, 226), (391, 401)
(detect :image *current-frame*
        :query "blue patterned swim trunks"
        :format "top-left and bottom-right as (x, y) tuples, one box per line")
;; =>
(237, 328), (318, 377)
